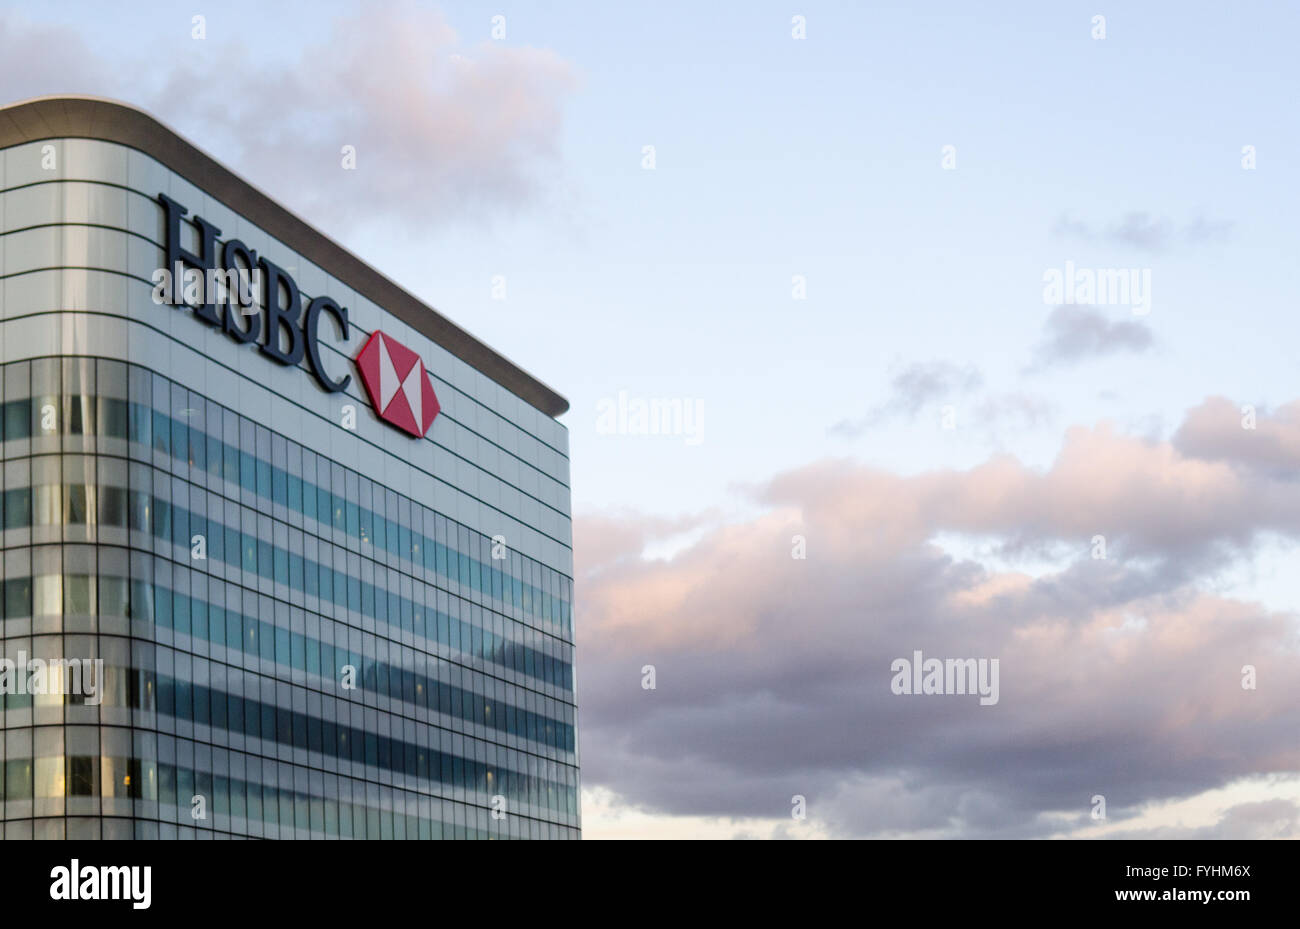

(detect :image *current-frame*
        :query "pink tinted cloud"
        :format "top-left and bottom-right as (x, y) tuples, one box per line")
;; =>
(575, 401), (1300, 835)
(1174, 396), (1300, 473)
(0, 4), (578, 233)
(151, 3), (577, 231)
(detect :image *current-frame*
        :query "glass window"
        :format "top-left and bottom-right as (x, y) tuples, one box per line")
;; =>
(152, 406), (171, 456)
(288, 473), (302, 514)
(33, 484), (61, 527)
(68, 755), (96, 796)
(3, 488), (31, 529)
(97, 398), (128, 439)
(99, 485), (127, 527)
(128, 489), (150, 534)
(4, 576), (32, 618)
(173, 585), (191, 638)
(66, 484), (89, 525)
(205, 400), (223, 482)
(276, 625), (291, 667)
(191, 592), (208, 643)
(225, 605), (242, 653)
(3, 401), (27, 441)
(301, 453), (317, 522)
(255, 425), (272, 498)
(187, 389), (207, 472)
(100, 576), (129, 618)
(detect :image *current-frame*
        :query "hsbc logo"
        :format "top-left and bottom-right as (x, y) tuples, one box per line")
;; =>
(155, 193), (441, 441)
(355, 332), (441, 438)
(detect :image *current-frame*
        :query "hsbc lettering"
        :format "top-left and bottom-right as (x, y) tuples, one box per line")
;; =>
(156, 193), (352, 395)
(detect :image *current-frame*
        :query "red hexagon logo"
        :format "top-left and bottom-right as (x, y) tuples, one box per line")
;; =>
(354, 331), (441, 438)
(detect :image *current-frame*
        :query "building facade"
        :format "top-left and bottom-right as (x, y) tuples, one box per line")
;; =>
(0, 97), (578, 839)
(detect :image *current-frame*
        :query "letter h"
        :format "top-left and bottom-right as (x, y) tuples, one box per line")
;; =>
(158, 193), (222, 326)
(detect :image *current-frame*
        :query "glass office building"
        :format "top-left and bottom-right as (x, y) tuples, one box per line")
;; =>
(0, 97), (578, 839)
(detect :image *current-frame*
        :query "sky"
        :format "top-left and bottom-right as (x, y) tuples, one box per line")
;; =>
(2, 0), (1299, 838)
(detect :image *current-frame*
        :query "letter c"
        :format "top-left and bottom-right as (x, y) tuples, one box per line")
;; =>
(304, 296), (352, 393)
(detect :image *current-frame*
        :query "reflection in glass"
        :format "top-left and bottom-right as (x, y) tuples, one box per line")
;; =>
(34, 575), (63, 615)
(33, 485), (61, 526)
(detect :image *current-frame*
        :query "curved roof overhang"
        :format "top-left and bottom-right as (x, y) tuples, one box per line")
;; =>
(0, 95), (569, 418)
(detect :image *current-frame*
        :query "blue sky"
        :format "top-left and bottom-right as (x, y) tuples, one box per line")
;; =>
(5, 0), (1299, 838)
(396, 1), (1296, 517)
(12, 1), (1298, 511)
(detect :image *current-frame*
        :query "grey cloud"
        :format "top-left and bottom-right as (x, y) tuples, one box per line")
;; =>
(1108, 212), (1174, 251)
(972, 392), (1054, 432)
(1185, 214), (1234, 243)
(829, 361), (982, 437)
(0, 15), (108, 98)
(1051, 211), (1233, 251)
(1050, 213), (1093, 240)
(1031, 305), (1154, 367)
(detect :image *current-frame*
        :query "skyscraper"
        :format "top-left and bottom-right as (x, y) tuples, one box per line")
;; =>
(0, 96), (578, 839)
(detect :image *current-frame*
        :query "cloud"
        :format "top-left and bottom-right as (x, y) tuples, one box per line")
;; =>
(1050, 213), (1093, 240)
(1097, 797), (1300, 840)
(0, 15), (108, 97)
(575, 401), (1300, 837)
(1108, 212), (1174, 252)
(972, 392), (1054, 431)
(1031, 305), (1154, 367)
(1051, 212), (1233, 251)
(1185, 214), (1234, 244)
(0, 4), (578, 233)
(829, 361), (983, 437)
(577, 510), (721, 578)
(154, 3), (577, 231)
(1204, 798), (1300, 839)
(831, 369), (1053, 441)
(1173, 396), (1300, 478)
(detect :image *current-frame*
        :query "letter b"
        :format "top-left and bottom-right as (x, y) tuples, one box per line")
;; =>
(259, 257), (305, 366)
